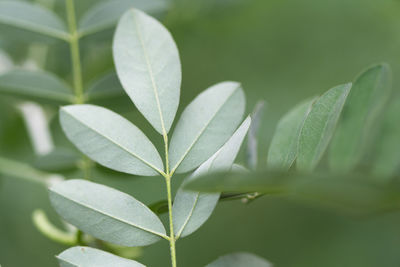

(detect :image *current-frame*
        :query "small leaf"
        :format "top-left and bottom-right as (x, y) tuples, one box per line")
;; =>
(329, 64), (392, 172)
(267, 97), (315, 170)
(85, 73), (132, 111)
(79, 0), (167, 37)
(297, 83), (351, 171)
(173, 117), (251, 239)
(60, 104), (164, 176)
(113, 8), (181, 134)
(33, 148), (80, 172)
(49, 179), (167, 247)
(0, 1), (69, 41)
(57, 246), (145, 267)
(0, 70), (74, 104)
(247, 101), (265, 169)
(372, 97), (400, 177)
(169, 82), (245, 174)
(206, 252), (272, 267)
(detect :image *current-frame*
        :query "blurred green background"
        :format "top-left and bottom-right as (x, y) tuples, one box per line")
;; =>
(1, 0), (400, 266)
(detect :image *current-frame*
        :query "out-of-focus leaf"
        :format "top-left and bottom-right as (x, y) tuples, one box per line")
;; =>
(85, 73), (132, 111)
(0, 70), (74, 104)
(247, 101), (265, 169)
(372, 97), (400, 177)
(206, 252), (272, 267)
(57, 246), (145, 267)
(0, 156), (61, 186)
(33, 148), (80, 172)
(0, 1), (69, 41)
(79, 0), (167, 37)
(173, 117), (251, 239)
(60, 105), (164, 176)
(297, 84), (351, 171)
(267, 97), (315, 170)
(169, 82), (245, 174)
(185, 170), (400, 214)
(113, 9), (181, 134)
(49, 179), (167, 247)
(329, 64), (392, 172)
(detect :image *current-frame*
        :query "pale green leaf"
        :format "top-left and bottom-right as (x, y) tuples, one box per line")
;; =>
(49, 179), (167, 247)
(113, 9), (181, 134)
(173, 117), (251, 239)
(206, 252), (272, 267)
(169, 82), (245, 174)
(267, 97), (315, 170)
(297, 83), (351, 171)
(60, 104), (164, 176)
(79, 0), (167, 37)
(372, 97), (400, 177)
(0, 70), (74, 104)
(329, 64), (392, 172)
(0, 1), (69, 41)
(57, 246), (145, 267)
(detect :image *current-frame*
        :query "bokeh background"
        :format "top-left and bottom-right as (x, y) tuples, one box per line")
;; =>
(1, 0), (400, 266)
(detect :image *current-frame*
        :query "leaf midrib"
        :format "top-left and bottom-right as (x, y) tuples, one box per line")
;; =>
(133, 10), (167, 135)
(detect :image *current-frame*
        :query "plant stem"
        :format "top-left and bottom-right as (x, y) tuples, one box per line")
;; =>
(65, 0), (92, 182)
(66, 0), (84, 104)
(165, 176), (177, 267)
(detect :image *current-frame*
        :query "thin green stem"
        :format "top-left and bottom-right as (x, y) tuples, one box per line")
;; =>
(66, 0), (84, 104)
(165, 176), (177, 267)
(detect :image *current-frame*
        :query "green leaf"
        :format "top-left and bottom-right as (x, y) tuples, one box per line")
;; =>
(57, 246), (145, 267)
(60, 104), (164, 176)
(185, 170), (400, 214)
(79, 0), (167, 37)
(247, 101), (265, 169)
(206, 252), (272, 267)
(49, 179), (167, 247)
(85, 73), (132, 112)
(372, 97), (400, 177)
(0, 70), (74, 104)
(33, 148), (80, 172)
(267, 97), (315, 170)
(0, 156), (60, 186)
(113, 9), (181, 134)
(297, 83), (351, 171)
(329, 64), (392, 172)
(173, 117), (251, 239)
(169, 82), (246, 174)
(0, 1), (69, 41)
